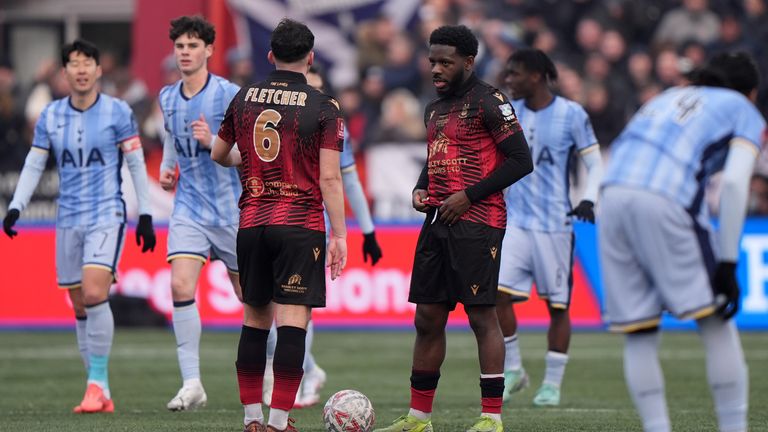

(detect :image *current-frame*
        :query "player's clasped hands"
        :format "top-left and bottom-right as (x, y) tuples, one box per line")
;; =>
(191, 113), (212, 148)
(439, 190), (471, 225)
(327, 235), (347, 280)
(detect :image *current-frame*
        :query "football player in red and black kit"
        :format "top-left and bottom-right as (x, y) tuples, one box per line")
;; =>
(211, 19), (346, 432)
(375, 25), (532, 432)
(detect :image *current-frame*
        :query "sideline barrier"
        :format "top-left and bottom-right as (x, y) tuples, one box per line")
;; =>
(1, 222), (766, 329)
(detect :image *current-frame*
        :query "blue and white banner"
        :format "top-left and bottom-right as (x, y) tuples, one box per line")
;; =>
(227, 0), (421, 89)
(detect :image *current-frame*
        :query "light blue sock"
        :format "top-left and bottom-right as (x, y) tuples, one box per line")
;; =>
(266, 322), (277, 360)
(75, 316), (89, 372)
(303, 320), (315, 372)
(172, 301), (201, 384)
(86, 301), (114, 397)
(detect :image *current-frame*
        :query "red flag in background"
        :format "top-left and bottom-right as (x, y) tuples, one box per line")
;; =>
(132, 0), (239, 95)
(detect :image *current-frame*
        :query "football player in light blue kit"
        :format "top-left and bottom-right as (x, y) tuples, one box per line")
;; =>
(262, 66), (383, 408)
(495, 49), (604, 406)
(158, 16), (241, 411)
(2, 39), (156, 413)
(599, 52), (765, 432)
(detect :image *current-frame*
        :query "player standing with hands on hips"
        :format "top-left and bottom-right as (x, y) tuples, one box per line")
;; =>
(599, 52), (765, 432)
(376, 25), (532, 432)
(157, 15), (242, 412)
(3, 39), (156, 413)
(212, 18), (347, 432)
(495, 48), (604, 406)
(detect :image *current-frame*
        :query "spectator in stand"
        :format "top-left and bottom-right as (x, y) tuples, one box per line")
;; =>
(356, 14), (396, 73)
(708, 13), (755, 56)
(367, 88), (425, 149)
(584, 82), (624, 147)
(653, 0), (721, 47)
(557, 65), (585, 103)
(574, 17), (604, 58)
(654, 47), (684, 88)
(748, 174), (768, 216)
(0, 60), (27, 170)
(743, 0), (768, 46)
(380, 34), (422, 95)
(24, 59), (69, 128)
(227, 48), (254, 88)
(680, 40), (709, 69)
(627, 50), (656, 90)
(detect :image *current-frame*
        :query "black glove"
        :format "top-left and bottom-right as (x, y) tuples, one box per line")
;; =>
(567, 200), (595, 223)
(363, 231), (383, 266)
(3, 209), (20, 239)
(712, 261), (740, 320)
(136, 214), (156, 253)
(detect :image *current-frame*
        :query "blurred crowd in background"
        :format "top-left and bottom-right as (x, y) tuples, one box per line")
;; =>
(1, 0), (768, 219)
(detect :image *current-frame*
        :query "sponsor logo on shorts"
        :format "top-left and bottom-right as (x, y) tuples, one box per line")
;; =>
(313, 247), (321, 261)
(281, 273), (307, 294)
(470, 284), (480, 295)
(287, 274), (302, 286)
(490, 246), (498, 260)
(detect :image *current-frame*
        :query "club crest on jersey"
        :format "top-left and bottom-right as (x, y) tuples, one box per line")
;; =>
(459, 103), (470, 119)
(246, 177), (265, 197)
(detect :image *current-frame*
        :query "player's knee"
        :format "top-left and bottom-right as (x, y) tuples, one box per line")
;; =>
(467, 308), (498, 336)
(414, 313), (443, 337)
(170, 275), (196, 300)
(82, 291), (108, 306)
(548, 306), (569, 321)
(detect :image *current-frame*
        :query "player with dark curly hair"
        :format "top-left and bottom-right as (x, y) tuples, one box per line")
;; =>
(158, 15), (242, 412)
(375, 25), (533, 432)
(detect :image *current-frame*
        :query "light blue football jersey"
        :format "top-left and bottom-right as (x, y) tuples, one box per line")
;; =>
(603, 86), (766, 214)
(340, 129), (355, 172)
(32, 94), (137, 228)
(159, 74), (241, 226)
(505, 96), (598, 232)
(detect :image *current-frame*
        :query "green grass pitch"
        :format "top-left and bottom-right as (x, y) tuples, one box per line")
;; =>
(0, 329), (766, 431)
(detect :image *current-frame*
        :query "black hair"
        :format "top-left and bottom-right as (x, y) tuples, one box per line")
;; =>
(689, 51), (759, 96)
(270, 18), (314, 63)
(61, 39), (100, 66)
(169, 15), (216, 45)
(509, 48), (558, 81)
(429, 25), (478, 58)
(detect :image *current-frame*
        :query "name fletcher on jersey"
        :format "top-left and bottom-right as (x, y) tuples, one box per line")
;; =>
(244, 85), (308, 106)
